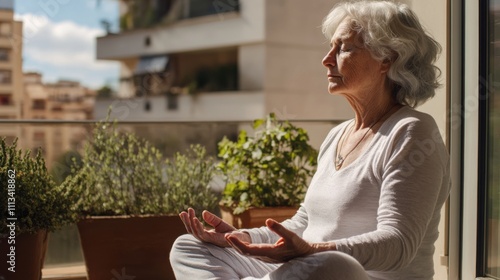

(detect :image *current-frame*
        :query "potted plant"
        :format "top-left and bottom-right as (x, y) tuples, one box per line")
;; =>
(0, 138), (78, 280)
(217, 113), (318, 228)
(61, 116), (219, 280)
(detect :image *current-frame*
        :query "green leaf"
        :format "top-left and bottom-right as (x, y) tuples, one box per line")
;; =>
(217, 113), (318, 214)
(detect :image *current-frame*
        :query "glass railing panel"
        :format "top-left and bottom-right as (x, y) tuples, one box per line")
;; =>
(0, 119), (339, 268)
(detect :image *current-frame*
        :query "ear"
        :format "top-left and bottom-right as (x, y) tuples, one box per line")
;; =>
(380, 58), (392, 74)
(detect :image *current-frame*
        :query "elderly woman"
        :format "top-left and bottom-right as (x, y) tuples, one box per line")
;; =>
(170, 1), (450, 279)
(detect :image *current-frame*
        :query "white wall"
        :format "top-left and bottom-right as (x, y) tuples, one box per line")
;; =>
(239, 44), (266, 91)
(263, 0), (353, 121)
(407, 1), (450, 279)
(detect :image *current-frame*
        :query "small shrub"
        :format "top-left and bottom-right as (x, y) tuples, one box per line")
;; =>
(0, 138), (78, 234)
(164, 144), (219, 215)
(218, 114), (318, 214)
(61, 114), (219, 217)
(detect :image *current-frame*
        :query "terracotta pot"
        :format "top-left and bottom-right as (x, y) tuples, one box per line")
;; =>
(77, 215), (185, 280)
(0, 230), (48, 280)
(219, 205), (298, 228)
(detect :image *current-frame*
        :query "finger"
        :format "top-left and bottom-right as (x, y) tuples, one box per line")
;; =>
(187, 209), (205, 240)
(192, 217), (207, 239)
(188, 208), (199, 232)
(226, 235), (282, 262)
(226, 235), (265, 255)
(203, 210), (235, 232)
(202, 210), (221, 228)
(266, 219), (296, 241)
(225, 235), (246, 255)
(179, 212), (193, 234)
(188, 208), (196, 221)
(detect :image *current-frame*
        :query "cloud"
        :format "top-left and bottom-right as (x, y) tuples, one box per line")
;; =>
(14, 13), (119, 88)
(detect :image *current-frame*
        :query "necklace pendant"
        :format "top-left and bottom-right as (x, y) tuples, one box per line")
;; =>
(336, 156), (344, 169)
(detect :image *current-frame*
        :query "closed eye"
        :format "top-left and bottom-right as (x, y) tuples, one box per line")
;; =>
(339, 43), (355, 53)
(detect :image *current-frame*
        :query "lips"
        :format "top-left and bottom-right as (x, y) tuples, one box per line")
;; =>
(327, 72), (341, 78)
(327, 75), (341, 81)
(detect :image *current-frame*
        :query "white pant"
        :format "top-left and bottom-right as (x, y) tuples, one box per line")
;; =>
(170, 234), (370, 280)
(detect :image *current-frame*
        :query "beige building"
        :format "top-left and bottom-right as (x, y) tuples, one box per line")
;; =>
(95, 0), (360, 146)
(0, 1), (23, 141)
(22, 72), (96, 168)
(95, 0), (446, 142)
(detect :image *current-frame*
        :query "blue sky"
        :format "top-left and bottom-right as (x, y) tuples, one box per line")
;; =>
(14, 0), (120, 89)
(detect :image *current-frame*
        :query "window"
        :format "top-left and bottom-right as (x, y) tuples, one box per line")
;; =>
(479, 1), (500, 278)
(32, 99), (46, 110)
(0, 94), (11, 105)
(0, 70), (12, 84)
(132, 55), (173, 97)
(0, 48), (9, 61)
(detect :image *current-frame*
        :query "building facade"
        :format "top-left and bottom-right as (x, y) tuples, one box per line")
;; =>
(95, 0), (363, 144)
(0, 1), (22, 142)
(22, 72), (96, 169)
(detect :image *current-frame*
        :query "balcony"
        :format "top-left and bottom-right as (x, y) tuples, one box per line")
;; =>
(96, 0), (264, 60)
(119, 0), (241, 31)
(94, 91), (265, 122)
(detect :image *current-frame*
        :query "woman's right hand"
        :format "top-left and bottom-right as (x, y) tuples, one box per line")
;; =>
(179, 208), (251, 248)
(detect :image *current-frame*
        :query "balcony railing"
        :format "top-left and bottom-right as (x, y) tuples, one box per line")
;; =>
(0, 117), (343, 280)
(119, 0), (240, 32)
(0, 118), (340, 272)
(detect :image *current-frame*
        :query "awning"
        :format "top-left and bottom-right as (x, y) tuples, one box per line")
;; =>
(135, 55), (169, 75)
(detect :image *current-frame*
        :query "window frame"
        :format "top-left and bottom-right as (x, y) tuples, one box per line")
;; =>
(460, 0), (499, 279)
(461, 0), (481, 278)
(0, 69), (12, 84)
(0, 48), (9, 61)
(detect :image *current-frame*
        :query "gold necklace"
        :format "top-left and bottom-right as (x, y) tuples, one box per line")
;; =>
(335, 105), (396, 170)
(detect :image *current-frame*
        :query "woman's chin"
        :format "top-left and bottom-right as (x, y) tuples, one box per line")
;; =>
(327, 86), (341, 95)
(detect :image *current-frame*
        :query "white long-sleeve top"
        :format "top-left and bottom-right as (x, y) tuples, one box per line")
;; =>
(244, 106), (450, 279)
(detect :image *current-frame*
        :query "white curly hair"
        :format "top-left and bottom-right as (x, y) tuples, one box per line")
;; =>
(322, 0), (442, 107)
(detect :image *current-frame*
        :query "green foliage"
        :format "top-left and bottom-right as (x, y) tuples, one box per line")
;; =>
(61, 115), (219, 217)
(50, 150), (83, 185)
(164, 145), (220, 215)
(96, 85), (113, 99)
(218, 113), (318, 214)
(0, 138), (78, 234)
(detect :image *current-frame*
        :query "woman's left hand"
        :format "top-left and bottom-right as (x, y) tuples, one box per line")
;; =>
(225, 218), (314, 263)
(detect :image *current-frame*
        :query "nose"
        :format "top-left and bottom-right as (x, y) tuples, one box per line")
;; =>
(322, 47), (337, 68)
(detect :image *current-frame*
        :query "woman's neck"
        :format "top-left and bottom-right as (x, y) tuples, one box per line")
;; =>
(346, 90), (398, 130)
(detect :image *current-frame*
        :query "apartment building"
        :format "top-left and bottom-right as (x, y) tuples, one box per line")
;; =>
(94, 0), (364, 144)
(22, 72), (96, 168)
(0, 0), (22, 141)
